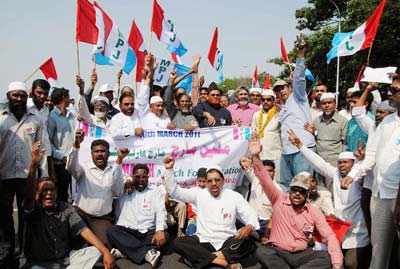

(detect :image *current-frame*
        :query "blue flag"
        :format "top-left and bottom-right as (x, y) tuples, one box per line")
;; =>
(327, 32), (354, 64)
(175, 64), (193, 93)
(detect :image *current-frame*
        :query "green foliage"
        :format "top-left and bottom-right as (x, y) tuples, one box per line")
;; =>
(283, 0), (400, 97)
(219, 72), (278, 92)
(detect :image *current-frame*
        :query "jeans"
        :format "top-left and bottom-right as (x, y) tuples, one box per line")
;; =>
(279, 148), (315, 188)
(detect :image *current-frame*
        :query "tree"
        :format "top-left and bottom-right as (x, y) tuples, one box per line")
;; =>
(275, 0), (399, 104)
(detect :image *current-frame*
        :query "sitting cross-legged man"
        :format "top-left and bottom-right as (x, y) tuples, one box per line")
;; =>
(22, 142), (115, 269)
(106, 164), (168, 267)
(163, 156), (259, 269)
(247, 137), (344, 269)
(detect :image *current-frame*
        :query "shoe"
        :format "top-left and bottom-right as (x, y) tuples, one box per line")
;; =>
(110, 248), (125, 259)
(145, 249), (161, 267)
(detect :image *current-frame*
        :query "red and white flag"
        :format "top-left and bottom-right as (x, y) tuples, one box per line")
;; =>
(335, 0), (387, 58)
(207, 27), (224, 82)
(151, 0), (187, 56)
(280, 37), (290, 64)
(252, 66), (260, 88)
(76, 0), (136, 74)
(171, 53), (182, 64)
(39, 57), (58, 83)
(262, 73), (271, 89)
(128, 20), (146, 82)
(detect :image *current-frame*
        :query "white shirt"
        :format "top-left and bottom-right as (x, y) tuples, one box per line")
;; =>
(245, 168), (281, 220)
(251, 110), (281, 161)
(109, 112), (141, 137)
(77, 95), (110, 129)
(140, 111), (171, 130)
(351, 106), (375, 190)
(339, 109), (352, 121)
(349, 113), (400, 199)
(300, 146), (369, 249)
(67, 147), (124, 216)
(164, 169), (259, 250)
(116, 186), (167, 233)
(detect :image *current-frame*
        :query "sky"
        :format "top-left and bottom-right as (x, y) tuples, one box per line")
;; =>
(0, 0), (308, 98)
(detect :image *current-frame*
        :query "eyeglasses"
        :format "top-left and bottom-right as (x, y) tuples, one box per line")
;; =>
(209, 94), (221, 97)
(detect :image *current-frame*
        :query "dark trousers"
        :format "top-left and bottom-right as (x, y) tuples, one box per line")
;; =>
(343, 245), (371, 269)
(256, 245), (332, 269)
(77, 208), (113, 248)
(53, 163), (71, 203)
(0, 179), (27, 268)
(173, 235), (255, 269)
(107, 225), (155, 264)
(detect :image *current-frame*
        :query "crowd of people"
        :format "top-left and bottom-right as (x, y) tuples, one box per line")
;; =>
(0, 37), (400, 269)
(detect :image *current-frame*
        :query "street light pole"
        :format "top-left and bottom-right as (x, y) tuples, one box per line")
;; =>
(329, 0), (341, 107)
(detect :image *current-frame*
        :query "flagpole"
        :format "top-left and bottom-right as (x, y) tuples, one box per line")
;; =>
(366, 42), (374, 66)
(148, 0), (154, 52)
(329, 0), (341, 107)
(23, 67), (40, 83)
(76, 41), (81, 76)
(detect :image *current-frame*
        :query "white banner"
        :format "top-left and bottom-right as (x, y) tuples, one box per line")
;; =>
(78, 123), (252, 189)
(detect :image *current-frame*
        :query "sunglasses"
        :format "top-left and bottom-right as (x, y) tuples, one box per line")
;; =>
(290, 186), (307, 195)
(209, 94), (221, 97)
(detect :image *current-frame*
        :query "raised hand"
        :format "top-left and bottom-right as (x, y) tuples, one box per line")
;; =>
(163, 155), (175, 169)
(191, 55), (201, 73)
(31, 141), (44, 167)
(91, 68), (98, 88)
(76, 75), (85, 95)
(239, 157), (252, 171)
(248, 135), (262, 157)
(74, 129), (85, 148)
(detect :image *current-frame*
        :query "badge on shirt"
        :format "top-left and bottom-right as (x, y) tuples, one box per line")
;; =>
(25, 126), (38, 140)
(220, 119), (226, 125)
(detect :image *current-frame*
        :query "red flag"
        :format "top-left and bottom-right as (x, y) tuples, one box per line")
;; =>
(252, 66), (260, 88)
(208, 27), (219, 67)
(75, 0), (98, 44)
(315, 216), (352, 243)
(361, 0), (387, 50)
(39, 57), (58, 81)
(128, 20), (144, 53)
(262, 73), (271, 89)
(280, 37), (290, 64)
(135, 51), (146, 82)
(151, 0), (164, 40)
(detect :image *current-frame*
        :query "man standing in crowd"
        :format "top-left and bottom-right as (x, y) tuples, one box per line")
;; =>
(193, 82), (232, 128)
(249, 88), (262, 106)
(288, 130), (370, 269)
(164, 157), (259, 269)
(22, 141), (115, 269)
(48, 87), (75, 202)
(251, 89), (281, 168)
(277, 35), (316, 187)
(248, 137), (343, 269)
(67, 129), (129, 246)
(0, 81), (47, 268)
(346, 86), (400, 269)
(310, 83), (328, 121)
(227, 86), (259, 127)
(305, 92), (348, 189)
